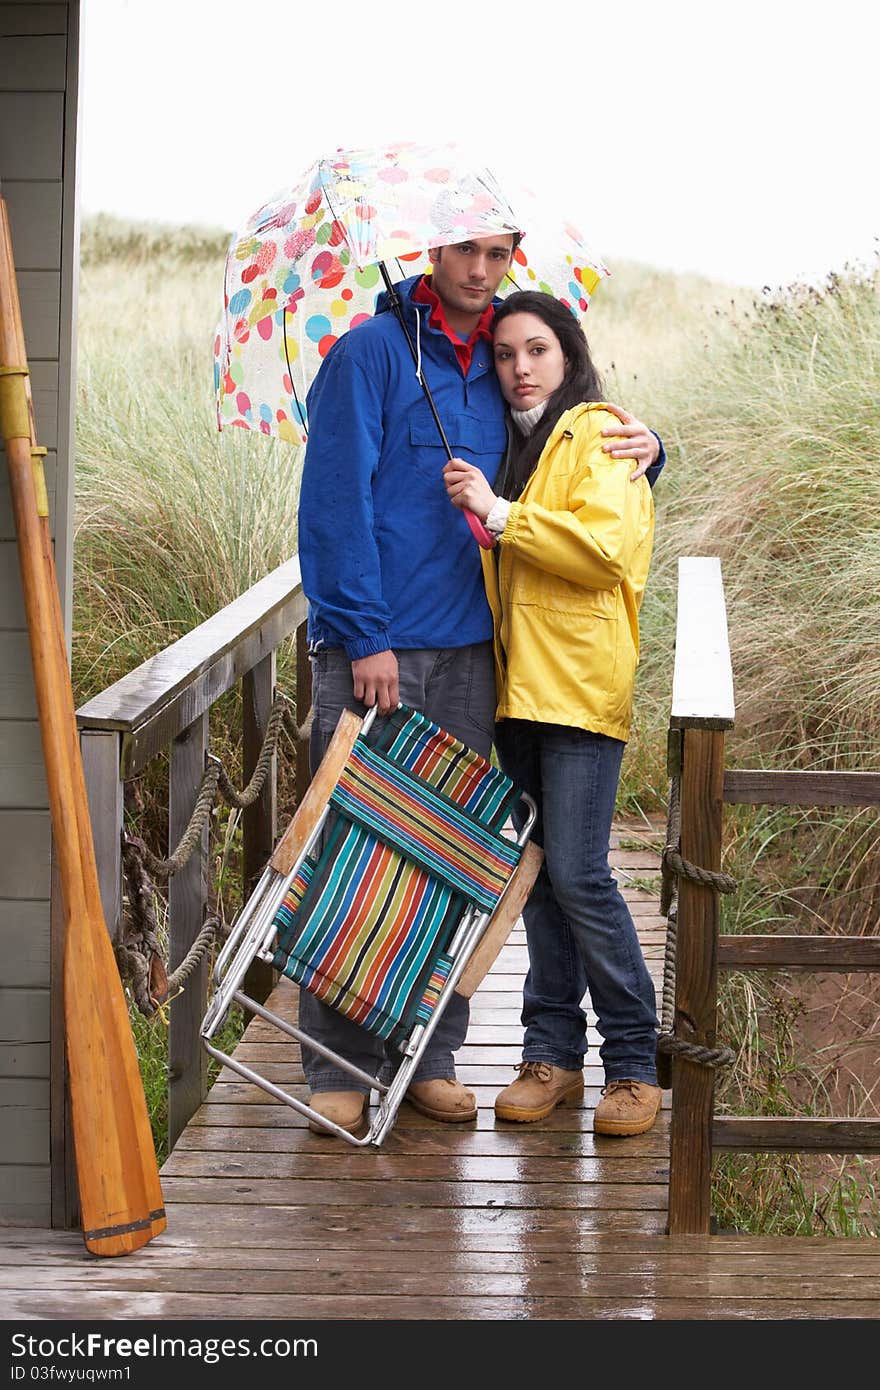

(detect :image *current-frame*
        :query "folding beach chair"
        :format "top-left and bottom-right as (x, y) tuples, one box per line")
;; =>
(201, 703), (542, 1146)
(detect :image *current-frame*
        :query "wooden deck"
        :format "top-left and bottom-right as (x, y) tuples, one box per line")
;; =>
(2, 824), (880, 1321)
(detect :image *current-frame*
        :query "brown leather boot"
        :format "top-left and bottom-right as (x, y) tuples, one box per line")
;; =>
(494, 1061), (584, 1122)
(594, 1079), (662, 1136)
(307, 1090), (369, 1135)
(405, 1078), (477, 1122)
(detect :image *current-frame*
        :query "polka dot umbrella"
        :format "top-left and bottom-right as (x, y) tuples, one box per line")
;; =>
(214, 140), (608, 449)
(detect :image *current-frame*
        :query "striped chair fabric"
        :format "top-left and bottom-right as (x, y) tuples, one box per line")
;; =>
(271, 706), (522, 1045)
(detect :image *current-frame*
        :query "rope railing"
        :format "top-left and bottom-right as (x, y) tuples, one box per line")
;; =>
(656, 771), (737, 1080)
(117, 691), (311, 1016)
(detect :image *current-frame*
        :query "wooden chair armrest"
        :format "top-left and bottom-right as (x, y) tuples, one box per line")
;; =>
(455, 840), (543, 998)
(269, 708), (362, 875)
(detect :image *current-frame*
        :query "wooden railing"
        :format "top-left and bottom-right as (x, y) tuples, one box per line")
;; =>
(665, 556), (880, 1233)
(75, 556), (311, 1148)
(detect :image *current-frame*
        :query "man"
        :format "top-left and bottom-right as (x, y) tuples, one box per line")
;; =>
(297, 232), (664, 1134)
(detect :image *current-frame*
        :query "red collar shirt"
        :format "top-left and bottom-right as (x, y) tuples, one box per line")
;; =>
(412, 275), (494, 375)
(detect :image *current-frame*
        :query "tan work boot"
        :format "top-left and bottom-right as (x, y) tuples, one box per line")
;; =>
(494, 1061), (584, 1123)
(307, 1090), (369, 1135)
(405, 1077), (477, 1122)
(594, 1079), (662, 1136)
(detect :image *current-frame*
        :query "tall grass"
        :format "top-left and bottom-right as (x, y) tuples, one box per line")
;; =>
(632, 264), (880, 784)
(75, 217), (303, 700)
(74, 219), (880, 1228)
(711, 804), (880, 1236)
(627, 261), (880, 1236)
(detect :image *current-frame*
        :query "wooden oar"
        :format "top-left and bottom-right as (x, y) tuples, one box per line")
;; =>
(0, 189), (165, 1256)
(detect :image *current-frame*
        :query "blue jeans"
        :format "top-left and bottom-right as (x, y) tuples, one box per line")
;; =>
(298, 643), (495, 1093)
(494, 720), (659, 1085)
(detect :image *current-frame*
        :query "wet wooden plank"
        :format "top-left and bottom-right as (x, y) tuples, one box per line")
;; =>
(713, 1116), (880, 1153)
(723, 768), (880, 807)
(3, 1290), (879, 1321)
(718, 935), (880, 970)
(9, 1242), (880, 1279)
(161, 1150), (671, 1185)
(5, 1225), (878, 1258)
(182, 1097), (660, 1134)
(4, 1266), (880, 1302)
(172, 1123), (672, 1158)
(157, 1176), (670, 1210)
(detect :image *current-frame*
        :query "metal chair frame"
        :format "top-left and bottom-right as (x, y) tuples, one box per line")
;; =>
(201, 706), (538, 1146)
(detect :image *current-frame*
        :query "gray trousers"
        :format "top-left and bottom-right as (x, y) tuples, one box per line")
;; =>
(300, 642), (495, 1092)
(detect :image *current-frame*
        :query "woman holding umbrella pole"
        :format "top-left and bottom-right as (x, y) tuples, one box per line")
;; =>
(442, 290), (662, 1136)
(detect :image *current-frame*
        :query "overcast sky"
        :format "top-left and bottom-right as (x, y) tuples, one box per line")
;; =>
(79, 0), (879, 290)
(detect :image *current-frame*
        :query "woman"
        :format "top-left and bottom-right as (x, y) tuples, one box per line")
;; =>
(442, 290), (661, 1136)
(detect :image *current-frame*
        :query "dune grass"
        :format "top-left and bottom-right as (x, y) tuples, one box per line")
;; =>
(74, 217), (880, 1232)
(75, 220), (303, 699)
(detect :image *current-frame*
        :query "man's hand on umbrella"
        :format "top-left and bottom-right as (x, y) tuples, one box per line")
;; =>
(352, 651), (399, 716)
(443, 458), (497, 519)
(601, 404), (660, 481)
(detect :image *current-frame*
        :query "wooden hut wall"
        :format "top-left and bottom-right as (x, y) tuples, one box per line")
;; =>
(0, 0), (80, 1227)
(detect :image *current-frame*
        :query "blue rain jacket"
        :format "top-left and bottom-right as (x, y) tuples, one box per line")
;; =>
(298, 275), (508, 659)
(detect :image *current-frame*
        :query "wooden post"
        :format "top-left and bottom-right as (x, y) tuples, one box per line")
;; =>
(666, 725), (726, 1234)
(665, 557), (735, 1235)
(241, 653), (276, 1004)
(79, 730), (123, 943)
(168, 713), (209, 1151)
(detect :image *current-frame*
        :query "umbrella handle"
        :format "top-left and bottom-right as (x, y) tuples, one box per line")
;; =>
(464, 508), (497, 550)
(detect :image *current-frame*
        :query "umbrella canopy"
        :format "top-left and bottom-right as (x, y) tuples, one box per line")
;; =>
(214, 141), (608, 446)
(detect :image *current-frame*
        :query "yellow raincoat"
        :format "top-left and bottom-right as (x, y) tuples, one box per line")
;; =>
(482, 402), (654, 742)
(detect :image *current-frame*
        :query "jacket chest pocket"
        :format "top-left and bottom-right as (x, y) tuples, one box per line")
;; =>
(408, 403), (506, 483)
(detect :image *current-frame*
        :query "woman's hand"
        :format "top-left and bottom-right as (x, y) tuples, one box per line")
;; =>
(601, 404), (660, 481)
(442, 458), (497, 520)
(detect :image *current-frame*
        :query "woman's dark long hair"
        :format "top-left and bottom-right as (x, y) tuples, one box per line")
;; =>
(492, 291), (604, 499)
